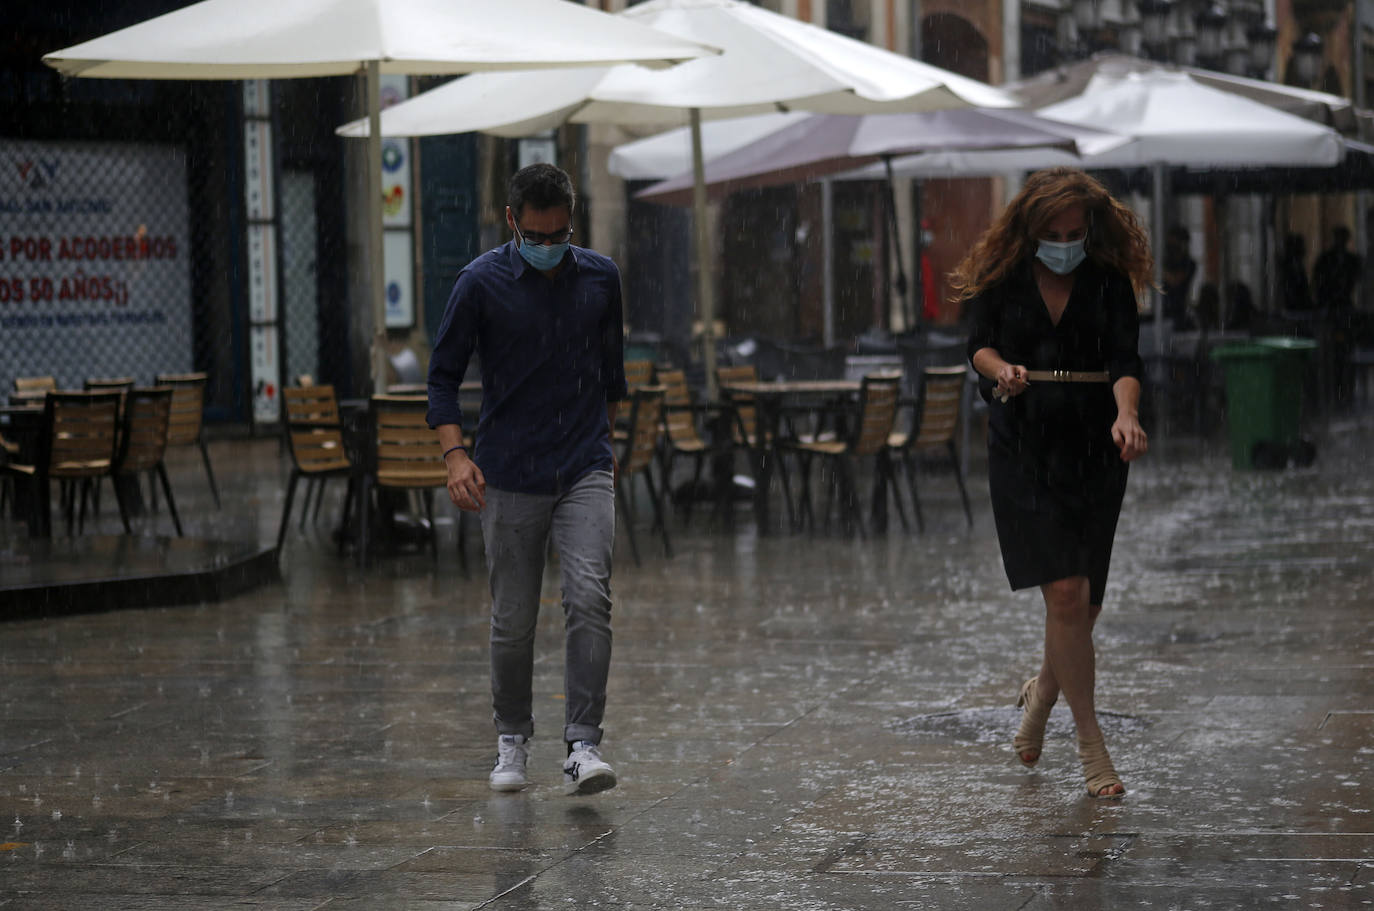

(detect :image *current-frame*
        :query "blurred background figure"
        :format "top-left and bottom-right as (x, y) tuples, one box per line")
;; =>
(1312, 225), (1361, 405)
(1195, 281), (1257, 334)
(1162, 225), (1197, 331)
(1280, 233), (1313, 313)
(1313, 225), (1361, 310)
(1193, 282), (1220, 332)
(1225, 282), (1256, 333)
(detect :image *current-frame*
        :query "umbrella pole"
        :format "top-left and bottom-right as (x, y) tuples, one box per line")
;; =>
(691, 108), (717, 401)
(366, 60), (387, 394)
(912, 178), (925, 337)
(1215, 188), (1229, 330)
(822, 179), (835, 349)
(883, 157), (912, 332)
(1151, 162), (1166, 358)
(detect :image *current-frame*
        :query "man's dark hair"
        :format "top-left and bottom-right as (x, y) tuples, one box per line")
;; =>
(508, 163), (575, 219)
(1332, 225), (1351, 246)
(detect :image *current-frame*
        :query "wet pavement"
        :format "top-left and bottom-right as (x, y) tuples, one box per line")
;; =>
(2, 414), (1372, 909)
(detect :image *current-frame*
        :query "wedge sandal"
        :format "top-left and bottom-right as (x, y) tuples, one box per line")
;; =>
(1013, 675), (1056, 767)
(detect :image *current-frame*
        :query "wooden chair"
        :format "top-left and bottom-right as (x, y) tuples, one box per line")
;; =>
(12, 376), (56, 405)
(80, 378), (134, 516)
(14, 375), (56, 393)
(279, 385), (356, 557)
(715, 364), (762, 448)
(358, 394), (465, 569)
(655, 368), (726, 525)
(785, 372), (903, 538)
(0, 391), (121, 537)
(624, 359), (655, 390)
(84, 376), (134, 393)
(614, 360), (657, 445)
(616, 385), (671, 566)
(155, 372), (220, 509)
(288, 376), (334, 524)
(110, 386), (183, 537)
(887, 366), (974, 532)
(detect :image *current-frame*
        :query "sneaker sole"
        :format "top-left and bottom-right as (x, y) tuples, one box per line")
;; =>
(489, 778), (529, 793)
(563, 766), (617, 797)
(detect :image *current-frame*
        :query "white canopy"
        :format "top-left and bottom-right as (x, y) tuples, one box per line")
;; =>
(336, 0), (1013, 139)
(609, 113), (809, 181)
(42, 0), (714, 79)
(1010, 52), (1373, 135)
(831, 67), (1348, 181)
(832, 147), (1088, 181)
(43, 0), (717, 391)
(626, 108), (1126, 201)
(335, 0), (1014, 392)
(1037, 70), (1344, 168)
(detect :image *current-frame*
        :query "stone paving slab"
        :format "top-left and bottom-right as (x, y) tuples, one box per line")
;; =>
(2, 420), (1373, 908)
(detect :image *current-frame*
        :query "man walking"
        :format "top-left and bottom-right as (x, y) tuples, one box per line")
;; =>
(427, 163), (626, 796)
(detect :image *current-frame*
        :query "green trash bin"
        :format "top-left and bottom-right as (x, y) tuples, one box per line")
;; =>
(1210, 337), (1317, 469)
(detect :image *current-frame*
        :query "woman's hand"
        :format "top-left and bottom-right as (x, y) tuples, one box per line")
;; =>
(993, 362), (1030, 401)
(1111, 411), (1149, 462)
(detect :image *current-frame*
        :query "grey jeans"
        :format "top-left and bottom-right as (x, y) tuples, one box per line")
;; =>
(479, 469), (615, 745)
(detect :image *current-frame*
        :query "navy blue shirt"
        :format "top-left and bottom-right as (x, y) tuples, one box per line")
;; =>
(426, 240), (628, 495)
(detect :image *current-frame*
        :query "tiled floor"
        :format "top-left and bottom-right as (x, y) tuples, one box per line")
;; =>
(2, 416), (1372, 909)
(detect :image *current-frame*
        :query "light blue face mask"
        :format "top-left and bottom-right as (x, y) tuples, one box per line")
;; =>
(516, 228), (570, 272)
(1035, 238), (1087, 275)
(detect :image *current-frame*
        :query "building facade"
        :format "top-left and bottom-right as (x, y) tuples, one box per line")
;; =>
(4, 0), (1365, 428)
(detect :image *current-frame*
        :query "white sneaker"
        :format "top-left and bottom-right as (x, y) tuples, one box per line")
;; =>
(489, 734), (529, 792)
(562, 740), (617, 796)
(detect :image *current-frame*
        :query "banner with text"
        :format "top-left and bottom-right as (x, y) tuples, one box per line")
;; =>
(0, 139), (192, 393)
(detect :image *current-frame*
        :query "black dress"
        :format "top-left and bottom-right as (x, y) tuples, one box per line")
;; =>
(965, 258), (1144, 605)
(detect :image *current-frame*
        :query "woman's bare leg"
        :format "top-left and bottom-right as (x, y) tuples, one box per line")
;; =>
(1035, 577), (1122, 796)
(1035, 595), (1102, 711)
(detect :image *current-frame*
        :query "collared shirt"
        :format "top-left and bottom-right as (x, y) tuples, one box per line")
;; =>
(427, 240), (628, 495)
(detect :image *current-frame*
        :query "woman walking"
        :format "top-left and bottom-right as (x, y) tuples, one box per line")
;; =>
(950, 168), (1151, 798)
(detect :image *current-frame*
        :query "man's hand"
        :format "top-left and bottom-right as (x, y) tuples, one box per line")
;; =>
(445, 448), (487, 511)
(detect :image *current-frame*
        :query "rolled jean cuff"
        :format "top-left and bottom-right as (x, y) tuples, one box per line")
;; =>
(564, 724), (601, 745)
(495, 715), (534, 740)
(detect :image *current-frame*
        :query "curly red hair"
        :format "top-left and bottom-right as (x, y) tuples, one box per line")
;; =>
(949, 167), (1155, 302)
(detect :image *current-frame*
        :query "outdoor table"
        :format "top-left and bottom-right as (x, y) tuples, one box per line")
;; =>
(720, 379), (861, 534)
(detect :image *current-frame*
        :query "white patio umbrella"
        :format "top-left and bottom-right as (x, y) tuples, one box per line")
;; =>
(839, 69), (1344, 179)
(842, 70), (1345, 179)
(633, 108), (1128, 203)
(1010, 52), (1373, 135)
(608, 111), (1122, 183)
(42, 0), (717, 391)
(1035, 70), (1343, 169)
(607, 112), (810, 181)
(336, 0), (1016, 394)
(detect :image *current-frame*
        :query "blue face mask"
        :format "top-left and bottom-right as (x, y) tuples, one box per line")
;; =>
(1035, 238), (1087, 275)
(516, 229), (570, 272)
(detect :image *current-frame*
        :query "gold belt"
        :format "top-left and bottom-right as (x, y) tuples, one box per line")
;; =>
(1024, 370), (1111, 383)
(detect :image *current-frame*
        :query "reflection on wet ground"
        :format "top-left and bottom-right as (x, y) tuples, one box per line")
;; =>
(2, 416), (1372, 908)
